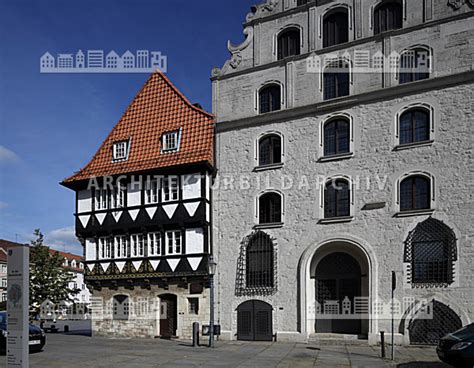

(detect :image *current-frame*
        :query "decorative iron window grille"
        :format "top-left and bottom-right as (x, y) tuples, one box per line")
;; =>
(404, 217), (457, 287)
(408, 300), (462, 345)
(236, 231), (278, 297)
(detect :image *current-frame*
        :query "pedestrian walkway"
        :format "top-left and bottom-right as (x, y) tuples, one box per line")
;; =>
(2, 333), (450, 368)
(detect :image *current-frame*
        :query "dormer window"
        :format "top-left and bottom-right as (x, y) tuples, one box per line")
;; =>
(113, 140), (129, 161)
(162, 130), (180, 152)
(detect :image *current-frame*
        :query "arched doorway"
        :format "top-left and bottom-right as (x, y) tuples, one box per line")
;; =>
(315, 252), (362, 335)
(159, 294), (177, 338)
(409, 300), (462, 345)
(237, 300), (273, 341)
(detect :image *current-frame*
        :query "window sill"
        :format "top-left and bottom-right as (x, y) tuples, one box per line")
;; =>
(318, 216), (354, 224)
(318, 153), (354, 162)
(253, 163), (284, 172)
(393, 140), (434, 151)
(394, 209), (434, 218)
(253, 222), (284, 229)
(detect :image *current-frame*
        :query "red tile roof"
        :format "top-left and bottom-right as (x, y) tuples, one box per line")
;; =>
(62, 71), (214, 185)
(0, 239), (84, 272)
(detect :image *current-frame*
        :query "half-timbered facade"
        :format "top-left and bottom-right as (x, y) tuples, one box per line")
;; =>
(62, 71), (214, 339)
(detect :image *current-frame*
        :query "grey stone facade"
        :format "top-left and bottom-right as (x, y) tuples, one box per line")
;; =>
(212, 0), (474, 344)
(91, 286), (210, 339)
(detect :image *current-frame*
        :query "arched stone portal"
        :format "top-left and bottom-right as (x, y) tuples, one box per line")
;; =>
(299, 237), (377, 342)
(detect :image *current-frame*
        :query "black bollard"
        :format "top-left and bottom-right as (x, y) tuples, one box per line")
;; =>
(192, 322), (200, 347)
(64, 325), (69, 333)
(380, 331), (386, 358)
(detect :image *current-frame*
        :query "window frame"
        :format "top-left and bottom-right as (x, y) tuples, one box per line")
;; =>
(257, 82), (284, 114)
(165, 230), (182, 255)
(255, 131), (284, 169)
(276, 26), (302, 61)
(145, 177), (160, 204)
(112, 140), (130, 162)
(114, 235), (128, 259)
(319, 175), (354, 223)
(394, 103), (435, 149)
(322, 59), (351, 101)
(319, 114), (354, 160)
(161, 129), (181, 153)
(162, 175), (180, 202)
(147, 232), (162, 256)
(130, 233), (145, 258)
(395, 171), (435, 217)
(373, 1), (403, 35)
(322, 7), (350, 48)
(398, 46), (432, 84)
(255, 190), (284, 228)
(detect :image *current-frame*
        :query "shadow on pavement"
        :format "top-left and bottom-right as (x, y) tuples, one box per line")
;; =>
(397, 362), (450, 367)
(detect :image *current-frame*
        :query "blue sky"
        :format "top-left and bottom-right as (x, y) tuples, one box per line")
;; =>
(0, 0), (256, 253)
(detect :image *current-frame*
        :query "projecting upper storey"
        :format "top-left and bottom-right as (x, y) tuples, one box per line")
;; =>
(211, 0), (474, 123)
(62, 71), (214, 188)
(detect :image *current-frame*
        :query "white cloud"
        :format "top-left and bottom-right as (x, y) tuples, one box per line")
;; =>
(45, 226), (82, 255)
(0, 145), (20, 164)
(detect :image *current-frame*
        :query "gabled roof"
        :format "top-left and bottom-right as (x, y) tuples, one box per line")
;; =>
(62, 71), (214, 186)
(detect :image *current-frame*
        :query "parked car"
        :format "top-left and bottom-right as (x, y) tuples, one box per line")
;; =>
(0, 311), (46, 354)
(437, 323), (474, 368)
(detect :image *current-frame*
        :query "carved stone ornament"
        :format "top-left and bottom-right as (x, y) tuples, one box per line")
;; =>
(466, 0), (474, 7)
(448, 0), (464, 9)
(229, 53), (243, 69)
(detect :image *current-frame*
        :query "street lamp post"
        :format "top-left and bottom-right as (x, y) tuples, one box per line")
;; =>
(208, 256), (217, 348)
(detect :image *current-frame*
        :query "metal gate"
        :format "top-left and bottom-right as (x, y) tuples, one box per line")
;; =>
(409, 300), (462, 345)
(315, 252), (362, 335)
(237, 300), (273, 341)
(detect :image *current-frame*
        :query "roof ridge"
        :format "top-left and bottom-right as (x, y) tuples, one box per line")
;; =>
(154, 71), (213, 118)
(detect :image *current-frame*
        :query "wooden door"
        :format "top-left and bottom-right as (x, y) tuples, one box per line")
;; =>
(159, 294), (177, 338)
(237, 300), (273, 341)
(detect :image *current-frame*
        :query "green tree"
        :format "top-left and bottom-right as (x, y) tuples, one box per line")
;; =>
(29, 229), (80, 318)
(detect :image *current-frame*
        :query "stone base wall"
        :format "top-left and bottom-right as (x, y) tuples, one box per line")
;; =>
(90, 284), (210, 339)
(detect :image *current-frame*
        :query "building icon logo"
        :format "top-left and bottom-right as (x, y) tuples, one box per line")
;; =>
(40, 49), (167, 73)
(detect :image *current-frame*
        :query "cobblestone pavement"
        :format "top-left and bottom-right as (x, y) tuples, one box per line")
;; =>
(0, 333), (451, 367)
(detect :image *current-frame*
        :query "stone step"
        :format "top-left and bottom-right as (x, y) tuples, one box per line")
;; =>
(308, 334), (369, 346)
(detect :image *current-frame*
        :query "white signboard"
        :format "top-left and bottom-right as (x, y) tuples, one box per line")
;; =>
(7, 246), (29, 367)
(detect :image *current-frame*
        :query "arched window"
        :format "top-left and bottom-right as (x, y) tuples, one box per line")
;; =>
(400, 175), (431, 212)
(323, 8), (349, 48)
(404, 218), (457, 286)
(259, 134), (282, 166)
(277, 28), (301, 60)
(113, 295), (130, 320)
(259, 84), (281, 114)
(324, 118), (350, 156)
(246, 231), (274, 288)
(259, 192), (282, 224)
(399, 48), (431, 84)
(323, 61), (350, 100)
(374, 1), (403, 35)
(399, 108), (430, 145)
(324, 179), (350, 218)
